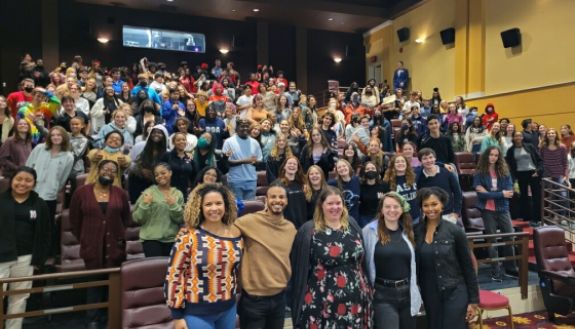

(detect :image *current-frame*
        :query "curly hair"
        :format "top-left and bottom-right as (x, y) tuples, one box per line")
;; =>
(476, 146), (509, 177)
(183, 183), (237, 228)
(384, 154), (416, 191)
(376, 193), (414, 245)
(313, 186), (350, 232)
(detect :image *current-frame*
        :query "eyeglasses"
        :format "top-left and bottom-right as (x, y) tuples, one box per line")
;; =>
(100, 166), (117, 174)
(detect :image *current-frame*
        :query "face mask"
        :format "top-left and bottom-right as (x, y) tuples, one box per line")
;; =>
(197, 137), (209, 149)
(98, 176), (114, 186)
(365, 171), (379, 180)
(402, 124), (409, 130)
(138, 95), (147, 100)
(103, 145), (121, 153)
(24, 86), (34, 93)
(144, 106), (155, 113)
(139, 81), (148, 87)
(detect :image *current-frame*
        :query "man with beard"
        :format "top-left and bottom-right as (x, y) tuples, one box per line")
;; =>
(222, 118), (262, 200)
(234, 181), (297, 329)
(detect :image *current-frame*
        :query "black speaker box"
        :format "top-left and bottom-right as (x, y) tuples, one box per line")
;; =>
(440, 28), (455, 45)
(397, 27), (410, 42)
(500, 28), (521, 48)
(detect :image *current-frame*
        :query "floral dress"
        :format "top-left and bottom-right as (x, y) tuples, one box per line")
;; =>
(300, 227), (373, 329)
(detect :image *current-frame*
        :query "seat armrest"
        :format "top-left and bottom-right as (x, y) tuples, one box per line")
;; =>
(540, 270), (575, 285)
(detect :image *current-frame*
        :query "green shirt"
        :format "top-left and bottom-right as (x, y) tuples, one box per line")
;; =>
(132, 185), (184, 242)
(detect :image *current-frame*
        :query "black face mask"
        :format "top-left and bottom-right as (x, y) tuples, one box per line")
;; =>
(24, 86), (34, 93)
(139, 81), (148, 87)
(138, 95), (147, 100)
(143, 106), (155, 113)
(365, 171), (379, 180)
(98, 176), (114, 186)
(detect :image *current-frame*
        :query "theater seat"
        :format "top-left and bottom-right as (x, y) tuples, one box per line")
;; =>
(121, 257), (172, 329)
(257, 171), (267, 186)
(125, 225), (145, 260)
(239, 200), (265, 216)
(462, 191), (485, 232)
(455, 152), (477, 191)
(55, 209), (86, 272)
(0, 176), (9, 193)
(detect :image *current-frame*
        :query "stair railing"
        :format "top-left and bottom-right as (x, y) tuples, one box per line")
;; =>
(542, 177), (575, 243)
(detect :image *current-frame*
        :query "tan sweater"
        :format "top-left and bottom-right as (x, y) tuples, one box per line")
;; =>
(234, 210), (297, 296)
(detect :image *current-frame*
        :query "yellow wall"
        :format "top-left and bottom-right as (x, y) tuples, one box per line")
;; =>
(484, 0), (575, 94)
(364, 0), (575, 128)
(365, 0), (457, 99)
(466, 83), (575, 131)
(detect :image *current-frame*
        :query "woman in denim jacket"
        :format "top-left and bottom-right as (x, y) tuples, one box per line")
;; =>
(414, 187), (479, 329)
(363, 192), (422, 329)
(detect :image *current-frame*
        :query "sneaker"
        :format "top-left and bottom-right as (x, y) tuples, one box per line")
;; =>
(491, 270), (503, 282)
(504, 268), (519, 279)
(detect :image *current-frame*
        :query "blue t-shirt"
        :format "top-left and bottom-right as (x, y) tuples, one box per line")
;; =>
(222, 135), (262, 183)
(328, 176), (361, 220)
(394, 175), (420, 224)
(199, 118), (226, 149)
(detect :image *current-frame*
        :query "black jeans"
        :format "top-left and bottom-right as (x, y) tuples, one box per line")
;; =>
(423, 284), (469, 329)
(374, 283), (415, 329)
(516, 170), (542, 223)
(238, 290), (285, 329)
(482, 211), (516, 272)
(142, 240), (173, 257)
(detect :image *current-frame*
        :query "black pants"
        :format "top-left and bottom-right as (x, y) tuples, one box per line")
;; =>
(142, 240), (173, 257)
(86, 275), (108, 324)
(374, 284), (415, 329)
(238, 290), (286, 329)
(516, 170), (542, 223)
(423, 284), (469, 329)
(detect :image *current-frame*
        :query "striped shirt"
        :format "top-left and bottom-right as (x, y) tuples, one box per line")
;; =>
(540, 146), (568, 178)
(165, 227), (243, 318)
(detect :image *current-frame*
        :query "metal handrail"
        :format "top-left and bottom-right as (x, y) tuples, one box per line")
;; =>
(467, 231), (530, 299)
(542, 177), (575, 243)
(0, 268), (121, 329)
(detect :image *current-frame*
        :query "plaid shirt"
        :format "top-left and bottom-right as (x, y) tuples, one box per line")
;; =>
(472, 172), (513, 212)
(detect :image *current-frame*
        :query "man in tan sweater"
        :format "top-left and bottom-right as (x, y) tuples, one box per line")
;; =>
(234, 181), (297, 329)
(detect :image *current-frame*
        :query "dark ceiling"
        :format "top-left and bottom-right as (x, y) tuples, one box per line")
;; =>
(76, 0), (421, 33)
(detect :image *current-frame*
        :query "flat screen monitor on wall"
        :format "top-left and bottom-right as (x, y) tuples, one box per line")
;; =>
(122, 25), (206, 53)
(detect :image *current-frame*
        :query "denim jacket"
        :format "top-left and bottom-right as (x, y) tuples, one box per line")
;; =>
(363, 220), (423, 316)
(414, 220), (479, 304)
(472, 172), (513, 212)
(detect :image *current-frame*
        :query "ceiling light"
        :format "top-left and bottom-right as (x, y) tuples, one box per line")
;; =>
(232, 9), (236, 12)
(333, 56), (342, 64)
(97, 37), (109, 44)
(328, 18), (333, 21)
(252, 8), (260, 12)
(415, 37), (426, 44)
(166, 0), (174, 2)
(219, 48), (230, 54)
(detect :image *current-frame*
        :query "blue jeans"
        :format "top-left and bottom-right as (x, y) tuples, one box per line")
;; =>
(184, 303), (237, 329)
(229, 180), (257, 201)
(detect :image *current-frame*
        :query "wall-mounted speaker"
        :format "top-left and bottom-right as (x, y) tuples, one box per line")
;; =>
(500, 28), (521, 48)
(397, 27), (410, 42)
(440, 28), (455, 45)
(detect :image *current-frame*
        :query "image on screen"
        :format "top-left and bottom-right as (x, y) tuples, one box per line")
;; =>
(123, 25), (206, 53)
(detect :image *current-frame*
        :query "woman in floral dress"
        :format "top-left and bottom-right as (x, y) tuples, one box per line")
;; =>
(291, 186), (372, 329)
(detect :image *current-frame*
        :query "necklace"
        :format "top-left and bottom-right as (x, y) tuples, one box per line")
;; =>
(94, 187), (109, 200)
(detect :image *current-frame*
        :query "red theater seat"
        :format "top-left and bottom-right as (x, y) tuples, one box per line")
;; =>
(121, 257), (172, 329)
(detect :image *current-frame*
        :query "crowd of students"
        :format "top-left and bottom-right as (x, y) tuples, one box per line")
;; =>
(1, 54), (575, 329)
